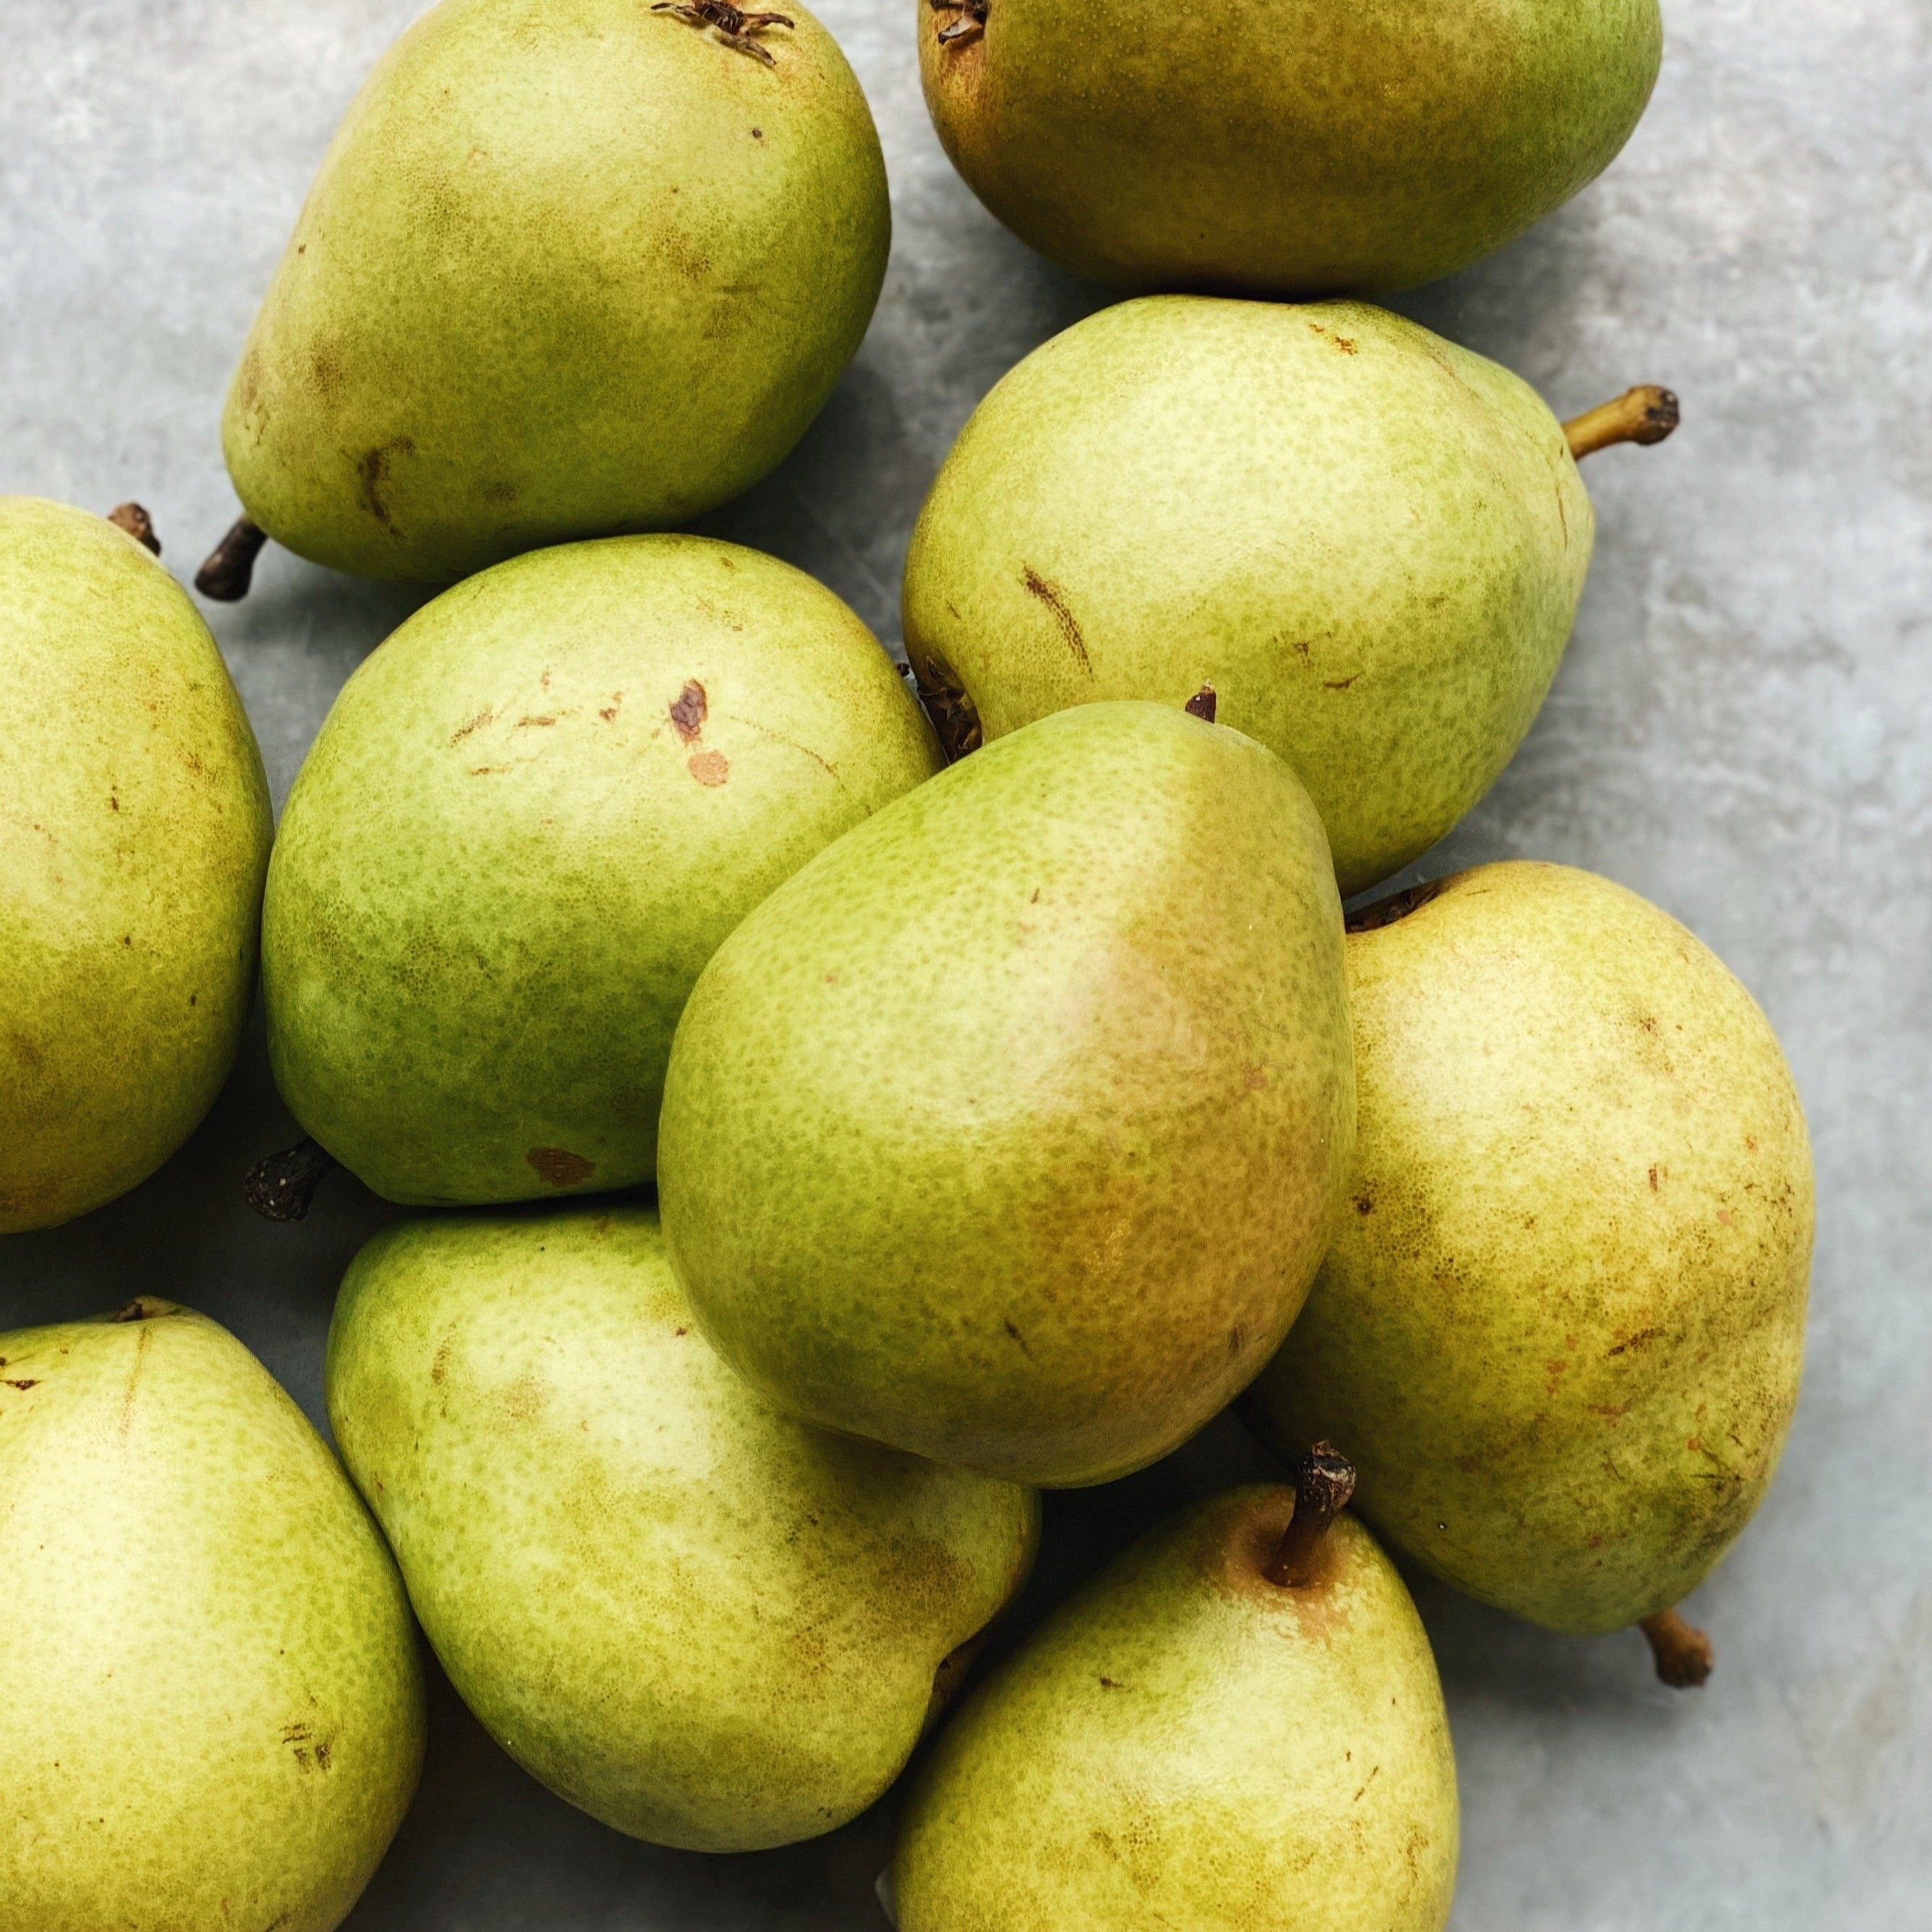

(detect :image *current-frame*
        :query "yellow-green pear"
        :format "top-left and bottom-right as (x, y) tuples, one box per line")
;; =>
(262, 533), (939, 1209)
(919, 0), (1660, 294)
(904, 298), (1678, 897)
(659, 700), (1354, 1487)
(325, 1206), (1038, 1851)
(888, 1456), (1458, 1932)
(0, 1300), (424, 1931)
(1, 497), (271, 1232)
(1248, 863), (1813, 1682)
(206, 0), (889, 592)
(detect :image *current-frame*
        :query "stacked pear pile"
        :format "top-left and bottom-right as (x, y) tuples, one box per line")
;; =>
(0, 2), (1815, 1929)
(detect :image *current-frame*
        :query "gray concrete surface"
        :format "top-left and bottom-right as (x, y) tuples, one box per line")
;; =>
(4, 1), (1929, 1926)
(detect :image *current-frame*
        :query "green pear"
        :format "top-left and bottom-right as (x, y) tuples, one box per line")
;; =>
(0, 1299), (424, 1931)
(209, 0), (888, 591)
(325, 1206), (1038, 1852)
(659, 700), (1354, 1487)
(887, 1457), (1458, 1931)
(0, 497), (271, 1232)
(919, 0), (1659, 294)
(262, 533), (939, 1208)
(1247, 863), (1813, 1681)
(905, 298), (1678, 898)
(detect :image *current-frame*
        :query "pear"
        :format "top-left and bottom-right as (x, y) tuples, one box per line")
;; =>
(886, 1453), (1458, 1932)
(0, 497), (271, 1232)
(203, 0), (889, 593)
(919, 0), (1660, 294)
(0, 1299), (424, 1931)
(325, 1206), (1038, 1851)
(261, 533), (939, 1209)
(658, 699), (1354, 1487)
(1246, 863), (1813, 1683)
(903, 298), (1678, 897)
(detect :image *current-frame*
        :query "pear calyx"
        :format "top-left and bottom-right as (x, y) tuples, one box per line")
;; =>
(1184, 684), (1217, 723)
(930, 0), (988, 47)
(1345, 876), (1451, 934)
(1640, 1607), (1714, 1689)
(652, 1), (795, 67)
(106, 503), (161, 554)
(1264, 1441), (1357, 1588)
(111, 1297), (182, 1323)
(1563, 385), (1680, 460)
(244, 1136), (337, 1222)
(195, 514), (268, 601)
(909, 649), (984, 762)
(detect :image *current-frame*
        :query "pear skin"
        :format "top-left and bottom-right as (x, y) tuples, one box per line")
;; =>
(919, 0), (1660, 294)
(0, 497), (271, 1231)
(888, 1474), (1458, 1931)
(0, 1300), (424, 1932)
(220, 0), (889, 583)
(326, 1207), (1038, 1851)
(1247, 863), (1814, 1650)
(659, 700), (1354, 1487)
(263, 533), (939, 1206)
(903, 299), (1606, 898)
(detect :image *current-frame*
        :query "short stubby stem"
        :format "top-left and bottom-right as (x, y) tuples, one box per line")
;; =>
(196, 515), (268, 601)
(244, 1138), (337, 1222)
(1266, 1441), (1357, 1587)
(1640, 1607), (1714, 1688)
(1184, 684), (1217, 723)
(1564, 386), (1680, 460)
(107, 503), (161, 554)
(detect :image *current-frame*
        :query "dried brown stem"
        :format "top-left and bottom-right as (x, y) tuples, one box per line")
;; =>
(195, 515), (268, 601)
(1564, 386), (1680, 460)
(1184, 684), (1217, 723)
(1345, 876), (1451, 934)
(1640, 1607), (1714, 1688)
(244, 1138), (336, 1222)
(107, 503), (161, 554)
(1265, 1441), (1357, 1587)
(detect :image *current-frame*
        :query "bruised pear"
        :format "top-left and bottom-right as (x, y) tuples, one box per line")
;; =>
(919, 0), (1660, 295)
(905, 298), (1678, 897)
(887, 1456), (1457, 1932)
(659, 700), (1354, 1487)
(327, 1206), (1036, 1850)
(1248, 864), (1813, 1683)
(262, 534), (938, 1208)
(208, 0), (889, 591)
(1, 497), (270, 1232)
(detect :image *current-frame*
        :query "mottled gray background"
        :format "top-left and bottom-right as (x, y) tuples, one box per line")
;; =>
(4, 1), (1928, 1926)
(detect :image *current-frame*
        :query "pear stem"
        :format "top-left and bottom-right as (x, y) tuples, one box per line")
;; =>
(196, 515), (268, 601)
(244, 1138), (336, 1222)
(1563, 386), (1680, 460)
(1640, 1607), (1714, 1688)
(1265, 1441), (1357, 1587)
(107, 503), (161, 554)
(1183, 684), (1217, 723)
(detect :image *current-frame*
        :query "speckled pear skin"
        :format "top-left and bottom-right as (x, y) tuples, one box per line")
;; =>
(325, 1207), (1038, 1852)
(888, 1486), (1458, 1932)
(903, 299), (1594, 898)
(0, 1300), (424, 1932)
(222, 0), (889, 583)
(919, 0), (1659, 295)
(1247, 864), (1814, 1635)
(263, 533), (940, 1206)
(0, 497), (271, 1232)
(658, 701), (1354, 1487)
